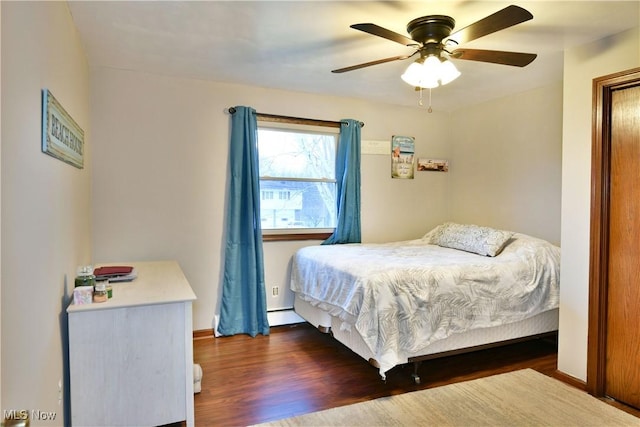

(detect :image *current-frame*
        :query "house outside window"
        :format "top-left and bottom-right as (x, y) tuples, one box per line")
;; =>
(278, 191), (291, 200)
(257, 122), (338, 239)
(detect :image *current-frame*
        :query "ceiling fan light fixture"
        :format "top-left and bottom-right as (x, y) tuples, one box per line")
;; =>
(401, 55), (460, 89)
(422, 55), (442, 75)
(439, 59), (461, 85)
(401, 60), (436, 88)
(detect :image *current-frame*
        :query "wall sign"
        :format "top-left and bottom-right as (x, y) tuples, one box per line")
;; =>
(361, 139), (390, 155)
(391, 135), (415, 179)
(418, 158), (449, 172)
(42, 89), (84, 169)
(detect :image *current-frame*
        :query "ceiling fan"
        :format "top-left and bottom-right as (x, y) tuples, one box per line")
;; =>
(332, 5), (537, 89)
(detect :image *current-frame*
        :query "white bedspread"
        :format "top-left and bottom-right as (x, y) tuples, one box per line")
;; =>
(291, 233), (560, 376)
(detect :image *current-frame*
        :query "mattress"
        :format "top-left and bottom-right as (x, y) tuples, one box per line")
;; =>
(291, 231), (560, 376)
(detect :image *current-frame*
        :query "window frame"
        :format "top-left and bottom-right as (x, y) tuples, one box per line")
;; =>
(257, 116), (339, 242)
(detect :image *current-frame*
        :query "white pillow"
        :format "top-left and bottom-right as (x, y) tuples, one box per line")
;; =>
(426, 222), (513, 257)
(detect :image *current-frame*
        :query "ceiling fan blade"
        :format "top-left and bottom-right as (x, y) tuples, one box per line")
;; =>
(351, 23), (417, 46)
(451, 49), (537, 67)
(332, 54), (413, 73)
(448, 5), (533, 45)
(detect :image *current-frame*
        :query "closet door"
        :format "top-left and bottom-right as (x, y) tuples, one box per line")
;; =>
(606, 83), (640, 409)
(588, 67), (640, 410)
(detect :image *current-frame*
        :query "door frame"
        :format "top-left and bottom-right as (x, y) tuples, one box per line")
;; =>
(588, 67), (640, 397)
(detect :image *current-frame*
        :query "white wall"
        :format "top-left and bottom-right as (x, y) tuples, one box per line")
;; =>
(1, 2), (91, 424)
(449, 82), (563, 245)
(558, 26), (640, 381)
(89, 67), (452, 329)
(90, 66), (565, 329)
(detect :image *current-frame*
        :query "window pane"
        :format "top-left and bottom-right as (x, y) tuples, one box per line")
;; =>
(258, 128), (336, 180)
(259, 180), (336, 229)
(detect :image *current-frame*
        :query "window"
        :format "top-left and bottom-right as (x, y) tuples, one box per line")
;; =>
(257, 122), (338, 240)
(278, 191), (290, 200)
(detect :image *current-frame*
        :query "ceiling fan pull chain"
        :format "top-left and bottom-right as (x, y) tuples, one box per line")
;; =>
(417, 88), (433, 113)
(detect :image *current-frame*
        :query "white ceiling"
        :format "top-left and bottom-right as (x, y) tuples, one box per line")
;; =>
(67, 1), (640, 112)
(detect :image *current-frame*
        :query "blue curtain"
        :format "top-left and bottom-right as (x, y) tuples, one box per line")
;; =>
(218, 106), (270, 337)
(323, 119), (362, 245)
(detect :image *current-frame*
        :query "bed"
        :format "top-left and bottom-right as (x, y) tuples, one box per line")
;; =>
(290, 222), (560, 383)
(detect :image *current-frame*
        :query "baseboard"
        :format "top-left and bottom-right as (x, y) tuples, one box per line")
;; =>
(193, 328), (215, 340)
(552, 369), (587, 391)
(193, 310), (304, 340)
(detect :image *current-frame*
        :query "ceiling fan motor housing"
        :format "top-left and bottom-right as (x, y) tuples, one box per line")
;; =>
(406, 15), (455, 45)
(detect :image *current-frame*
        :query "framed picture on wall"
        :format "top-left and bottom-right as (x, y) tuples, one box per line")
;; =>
(41, 88), (85, 169)
(417, 158), (449, 172)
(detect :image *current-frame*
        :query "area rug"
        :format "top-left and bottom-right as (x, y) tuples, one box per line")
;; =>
(256, 369), (640, 426)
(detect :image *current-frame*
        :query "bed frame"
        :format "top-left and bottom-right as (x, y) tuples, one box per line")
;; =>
(294, 294), (559, 384)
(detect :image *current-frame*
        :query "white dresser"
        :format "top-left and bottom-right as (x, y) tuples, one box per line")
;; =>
(67, 261), (197, 427)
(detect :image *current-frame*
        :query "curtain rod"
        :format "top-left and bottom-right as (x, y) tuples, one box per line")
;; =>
(227, 107), (364, 128)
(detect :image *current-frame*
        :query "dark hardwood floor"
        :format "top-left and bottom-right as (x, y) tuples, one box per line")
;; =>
(194, 322), (563, 426)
